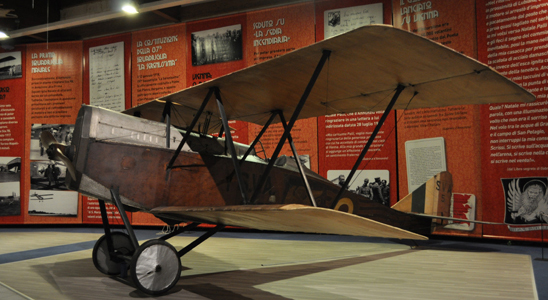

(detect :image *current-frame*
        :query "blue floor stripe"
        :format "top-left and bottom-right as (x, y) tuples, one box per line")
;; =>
(0, 241), (97, 265)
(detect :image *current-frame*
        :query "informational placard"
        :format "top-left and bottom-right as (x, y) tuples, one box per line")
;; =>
(132, 24), (186, 107)
(393, 0), (477, 57)
(324, 3), (383, 38)
(477, 0), (548, 239)
(405, 137), (447, 193)
(393, 0), (481, 237)
(247, 2), (315, 64)
(26, 42), (82, 124)
(25, 41), (83, 224)
(0, 47), (25, 224)
(89, 41), (125, 111)
(318, 111), (397, 205)
(245, 3), (317, 170)
(315, 1), (397, 205)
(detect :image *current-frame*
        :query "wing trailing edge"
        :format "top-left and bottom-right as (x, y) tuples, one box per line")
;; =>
(151, 204), (428, 240)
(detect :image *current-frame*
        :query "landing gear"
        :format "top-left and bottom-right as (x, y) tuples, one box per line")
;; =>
(92, 232), (134, 275)
(93, 188), (223, 295)
(130, 239), (181, 295)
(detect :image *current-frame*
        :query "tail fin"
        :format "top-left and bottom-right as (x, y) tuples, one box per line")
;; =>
(391, 172), (453, 224)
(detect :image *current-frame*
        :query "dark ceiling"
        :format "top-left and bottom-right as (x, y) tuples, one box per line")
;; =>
(0, 0), (306, 49)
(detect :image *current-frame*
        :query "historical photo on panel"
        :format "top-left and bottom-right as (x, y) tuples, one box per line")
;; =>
(503, 177), (548, 225)
(327, 169), (390, 206)
(0, 157), (21, 216)
(30, 124), (74, 160)
(28, 190), (78, 217)
(191, 24), (243, 66)
(0, 51), (23, 80)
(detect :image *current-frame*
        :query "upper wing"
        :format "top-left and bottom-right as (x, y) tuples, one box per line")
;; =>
(0, 56), (15, 64)
(151, 204), (428, 240)
(125, 25), (534, 132)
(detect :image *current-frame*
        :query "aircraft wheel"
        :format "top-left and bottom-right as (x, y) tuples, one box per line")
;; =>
(130, 239), (181, 295)
(92, 232), (135, 275)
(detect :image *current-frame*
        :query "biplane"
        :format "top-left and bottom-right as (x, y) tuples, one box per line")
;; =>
(41, 25), (534, 295)
(0, 55), (18, 77)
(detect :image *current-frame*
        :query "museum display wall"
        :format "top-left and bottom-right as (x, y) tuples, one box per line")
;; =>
(0, 0), (547, 242)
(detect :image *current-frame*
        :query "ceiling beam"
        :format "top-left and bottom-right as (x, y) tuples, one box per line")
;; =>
(6, 0), (212, 39)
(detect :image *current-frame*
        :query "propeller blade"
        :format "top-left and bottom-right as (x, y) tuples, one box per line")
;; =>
(39, 131), (57, 148)
(54, 148), (77, 181)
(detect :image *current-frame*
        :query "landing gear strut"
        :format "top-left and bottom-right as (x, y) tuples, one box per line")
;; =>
(91, 188), (223, 295)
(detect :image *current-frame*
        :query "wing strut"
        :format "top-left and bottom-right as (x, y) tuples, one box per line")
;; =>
(214, 87), (249, 205)
(160, 101), (172, 148)
(250, 49), (331, 204)
(166, 88), (214, 176)
(279, 112), (317, 207)
(240, 110), (279, 162)
(332, 84), (406, 207)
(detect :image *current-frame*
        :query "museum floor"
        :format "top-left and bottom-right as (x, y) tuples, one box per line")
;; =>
(0, 227), (545, 300)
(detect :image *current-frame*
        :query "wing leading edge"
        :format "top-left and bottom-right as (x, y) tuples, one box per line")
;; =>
(151, 204), (428, 240)
(125, 24), (534, 132)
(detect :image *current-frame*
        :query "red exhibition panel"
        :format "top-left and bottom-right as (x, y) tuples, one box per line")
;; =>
(0, 46), (26, 224)
(394, 0), (481, 237)
(477, 0), (548, 241)
(246, 3), (318, 172)
(25, 41), (83, 224)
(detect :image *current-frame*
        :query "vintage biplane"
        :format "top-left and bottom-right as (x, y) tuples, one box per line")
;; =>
(0, 55), (18, 77)
(41, 25), (534, 295)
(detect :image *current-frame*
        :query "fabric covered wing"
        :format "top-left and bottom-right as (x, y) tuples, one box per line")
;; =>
(124, 25), (534, 132)
(151, 204), (428, 240)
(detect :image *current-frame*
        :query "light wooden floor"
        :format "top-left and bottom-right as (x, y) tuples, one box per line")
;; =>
(0, 229), (540, 300)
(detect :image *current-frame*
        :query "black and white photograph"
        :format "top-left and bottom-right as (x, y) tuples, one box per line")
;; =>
(0, 51), (22, 80)
(28, 189), (78, 217)
(503, 177), (548, 225)
(30, 161), (69, 190)
(191, 24), (243, 66)
(0, 156), (21, 216)
(327, 169), (390, 206)
(30, 124), (74, 160)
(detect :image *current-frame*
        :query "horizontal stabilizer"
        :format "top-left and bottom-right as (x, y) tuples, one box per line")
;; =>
(391, 172), (453, 223)
(152, 204), (428, 240)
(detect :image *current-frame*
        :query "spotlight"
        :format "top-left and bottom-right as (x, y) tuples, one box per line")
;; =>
(122, 2), (139, 14)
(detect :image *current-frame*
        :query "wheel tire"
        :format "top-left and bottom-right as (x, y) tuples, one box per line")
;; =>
(92, 232), (135, 275)
(130, 239), (181, 295)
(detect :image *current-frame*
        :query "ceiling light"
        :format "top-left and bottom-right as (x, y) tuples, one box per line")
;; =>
(0, 31), (9, 39)
(122, 2), (139, 14)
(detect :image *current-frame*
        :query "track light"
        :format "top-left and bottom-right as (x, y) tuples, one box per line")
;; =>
(122, 2), (139, 14)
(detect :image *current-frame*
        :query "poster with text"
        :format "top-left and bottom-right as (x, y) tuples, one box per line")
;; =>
(0, 47), (25, 224)
(132, 24), (186, 107)
(394, 0), (481, 237)
(89, 41), (125, 111)
(245, 3), (317, 171)
(393, 0), (477, 57)
(25, 41), (83, 224)
(187, 14), (248, 145)
(477, 0), (548, 241)
(83, 34), (132, 224)
(315, 1), (398, 205)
